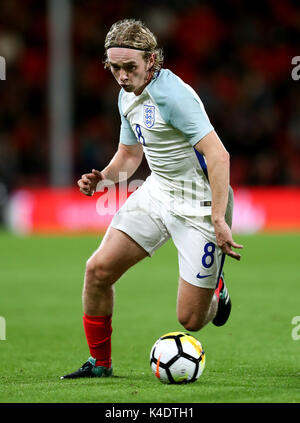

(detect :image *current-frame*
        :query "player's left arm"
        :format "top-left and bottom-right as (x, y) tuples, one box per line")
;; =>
(194, 130), (243, 260)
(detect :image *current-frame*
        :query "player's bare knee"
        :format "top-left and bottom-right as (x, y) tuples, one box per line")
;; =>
(178, 314), (203, 332)
(183, 321), (203, 332)
(178, 314), (205, 332)
(85, 257), (113, 288)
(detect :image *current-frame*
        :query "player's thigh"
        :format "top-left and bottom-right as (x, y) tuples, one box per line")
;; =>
(86, 180), (170, 282)
(167, 215), (223, 327)
(109, 180), (170, 257)
(86, 226), (149, 283)
(177, 277), (215, 329)
(168, 215), (224, 289)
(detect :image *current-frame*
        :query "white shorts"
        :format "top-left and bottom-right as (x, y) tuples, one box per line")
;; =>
(110, 179), (233, 289)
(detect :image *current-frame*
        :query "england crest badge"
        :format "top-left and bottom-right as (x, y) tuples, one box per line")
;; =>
(143, 104), (155, 128)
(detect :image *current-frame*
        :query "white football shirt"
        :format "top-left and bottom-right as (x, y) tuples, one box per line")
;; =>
(118, 69), (214, 216)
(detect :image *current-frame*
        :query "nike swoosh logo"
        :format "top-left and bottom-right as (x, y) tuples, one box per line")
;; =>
(196, 273), (213, 279)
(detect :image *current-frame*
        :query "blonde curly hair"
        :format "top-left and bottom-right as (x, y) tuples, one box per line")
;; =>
(104, 19), (164, 72)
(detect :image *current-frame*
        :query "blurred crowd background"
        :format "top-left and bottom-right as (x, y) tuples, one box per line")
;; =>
(0, 0), (299, 196)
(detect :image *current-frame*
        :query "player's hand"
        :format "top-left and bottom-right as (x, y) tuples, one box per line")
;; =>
(77, 169), (103, 196)
(213, 219), (243, 260)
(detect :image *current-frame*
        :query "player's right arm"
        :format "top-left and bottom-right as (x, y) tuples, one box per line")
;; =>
(77, 142), (143, 196)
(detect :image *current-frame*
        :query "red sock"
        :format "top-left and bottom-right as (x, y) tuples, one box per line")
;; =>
(83, 313), (112, 368)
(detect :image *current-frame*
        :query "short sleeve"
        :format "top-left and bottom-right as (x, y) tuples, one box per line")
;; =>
(147, 70), (214, 146)
(118, 90), (138, 145)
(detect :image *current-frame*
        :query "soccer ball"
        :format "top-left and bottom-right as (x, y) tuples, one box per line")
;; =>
(149, 331), (205, 384)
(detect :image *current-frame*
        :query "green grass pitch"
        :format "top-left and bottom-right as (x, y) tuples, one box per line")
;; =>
(0, 231), (299, 403)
